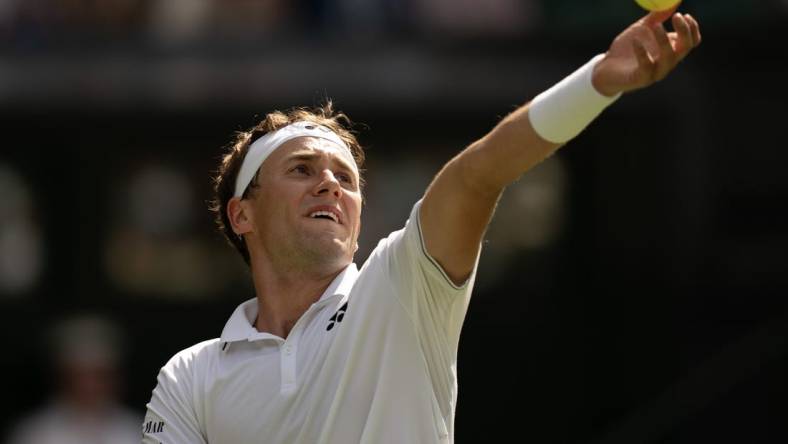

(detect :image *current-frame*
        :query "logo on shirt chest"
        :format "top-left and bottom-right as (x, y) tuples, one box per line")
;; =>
(326, 301), (348, 331)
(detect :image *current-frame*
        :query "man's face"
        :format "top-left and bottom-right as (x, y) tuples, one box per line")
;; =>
(242, 137), (362, 272)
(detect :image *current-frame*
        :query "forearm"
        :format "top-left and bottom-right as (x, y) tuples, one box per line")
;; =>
(461, 53), (626, 195)
(420, 103), (560, 285)
(421, 56), (616, 283)
(458, 104), (562, 197)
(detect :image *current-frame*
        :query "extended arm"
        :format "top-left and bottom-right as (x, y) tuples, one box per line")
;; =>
(420, 9), (701, 284)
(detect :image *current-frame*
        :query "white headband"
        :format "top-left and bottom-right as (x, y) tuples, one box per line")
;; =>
(234, 121), (355, 198)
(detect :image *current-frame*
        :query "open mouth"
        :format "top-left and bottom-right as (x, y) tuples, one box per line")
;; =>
(309, 210), (340, 224)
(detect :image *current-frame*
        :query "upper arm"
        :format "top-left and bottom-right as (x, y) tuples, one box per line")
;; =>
(420, 155), (499, 286)
(143, 354), (206, 444)
(420, 107), (561, 285)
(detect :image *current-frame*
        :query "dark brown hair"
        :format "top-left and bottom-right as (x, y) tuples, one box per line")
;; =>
(209, 102), (365, 266)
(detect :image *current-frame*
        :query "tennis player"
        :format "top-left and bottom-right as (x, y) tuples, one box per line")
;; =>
(143, 9), (700, 443)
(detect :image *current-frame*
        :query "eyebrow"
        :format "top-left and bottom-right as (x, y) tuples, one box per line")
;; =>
(285, 151), (357, 176)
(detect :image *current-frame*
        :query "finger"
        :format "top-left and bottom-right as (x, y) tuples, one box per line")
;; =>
(651, 20), (675, 78)
(671, 12), (694, 59)
(643, 4), (680, 26)
(685, 14), (702, 46)
(632, 38), (656, 83)
(632, 23), (660, 59)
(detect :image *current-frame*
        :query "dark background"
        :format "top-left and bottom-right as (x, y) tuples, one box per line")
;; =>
(1, 0), (787, 442)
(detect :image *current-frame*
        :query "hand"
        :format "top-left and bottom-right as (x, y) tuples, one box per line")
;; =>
(592, 9), (701, 97)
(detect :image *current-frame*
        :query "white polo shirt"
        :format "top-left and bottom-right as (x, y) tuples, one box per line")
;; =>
(143, 200), (480, 443)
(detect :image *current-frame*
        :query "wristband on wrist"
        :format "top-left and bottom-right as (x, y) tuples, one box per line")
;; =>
(527, 54), (621, 144)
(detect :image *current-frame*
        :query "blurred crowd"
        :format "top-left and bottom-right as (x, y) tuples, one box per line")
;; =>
(0, 152), (569, 298)
(4, 315), (140, 444)
(0, 0), (778, 51)
(0, 0), (540, 49)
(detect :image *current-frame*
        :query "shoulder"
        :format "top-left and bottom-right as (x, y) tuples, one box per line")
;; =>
(159, 338), (222, 381)
(364, 200), (422, 263)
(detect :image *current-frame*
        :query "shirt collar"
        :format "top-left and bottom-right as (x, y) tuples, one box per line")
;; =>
(220, 263), (359, 344)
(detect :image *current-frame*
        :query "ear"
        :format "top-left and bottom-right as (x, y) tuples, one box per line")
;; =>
(353, 217), (361, 253)
(227, 197), (253, 236)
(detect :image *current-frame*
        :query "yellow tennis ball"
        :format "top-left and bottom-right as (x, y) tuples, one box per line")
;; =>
(634, 0), (681, 11)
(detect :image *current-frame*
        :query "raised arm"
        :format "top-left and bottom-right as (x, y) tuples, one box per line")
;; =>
(420, 9), (701, 284)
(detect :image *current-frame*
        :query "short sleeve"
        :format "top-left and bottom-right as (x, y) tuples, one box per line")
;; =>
(378, 200), (481, 363)
(143, 351), (207, 444)
(365, 199), (481, 422)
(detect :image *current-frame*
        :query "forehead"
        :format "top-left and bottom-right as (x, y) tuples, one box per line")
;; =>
(266, 137), (358, 172)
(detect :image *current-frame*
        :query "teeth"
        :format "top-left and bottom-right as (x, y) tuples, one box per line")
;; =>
(309, 211), (338, 223)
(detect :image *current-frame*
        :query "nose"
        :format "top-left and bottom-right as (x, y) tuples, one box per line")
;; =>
(313, 169), (342, 198)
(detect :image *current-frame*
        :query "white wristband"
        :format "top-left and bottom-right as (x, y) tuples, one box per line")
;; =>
(528, 54), (621, 144)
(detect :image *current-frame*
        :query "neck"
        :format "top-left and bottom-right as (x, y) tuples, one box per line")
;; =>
(249, 255), (345, 339)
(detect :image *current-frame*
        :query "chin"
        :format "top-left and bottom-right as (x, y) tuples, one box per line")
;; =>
(299, 237), (352, 267)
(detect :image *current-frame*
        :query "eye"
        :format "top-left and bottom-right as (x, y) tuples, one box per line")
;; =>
(290, 164), (309, 175)
(335, 172), (353, 184)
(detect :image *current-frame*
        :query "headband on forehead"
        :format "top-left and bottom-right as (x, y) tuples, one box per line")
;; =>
(234, 121), (355, 198)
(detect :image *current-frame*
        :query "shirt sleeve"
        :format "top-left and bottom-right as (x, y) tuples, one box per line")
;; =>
(385, 198), (480, 344)
(369, 199), (481, 417)
(142, 351), (206, 444)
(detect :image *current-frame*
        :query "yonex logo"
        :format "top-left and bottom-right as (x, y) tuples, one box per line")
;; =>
(326, 301), (348, 331)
